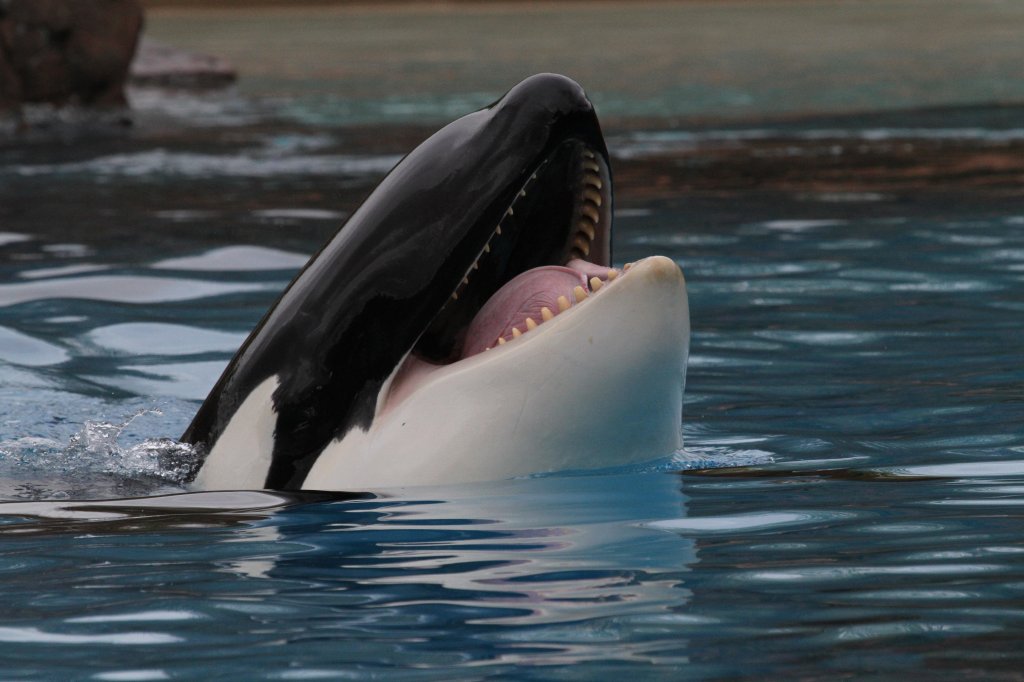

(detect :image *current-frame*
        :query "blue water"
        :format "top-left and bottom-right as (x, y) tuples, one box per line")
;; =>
(1, 89), (1024, 679)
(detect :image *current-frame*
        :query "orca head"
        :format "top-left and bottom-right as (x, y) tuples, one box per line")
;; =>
(184, 74), (688, 491)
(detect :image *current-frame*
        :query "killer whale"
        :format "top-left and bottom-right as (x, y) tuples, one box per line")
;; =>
(183, 73), (690, 491)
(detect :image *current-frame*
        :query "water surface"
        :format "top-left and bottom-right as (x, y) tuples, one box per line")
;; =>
(1, 28), (1024, 680)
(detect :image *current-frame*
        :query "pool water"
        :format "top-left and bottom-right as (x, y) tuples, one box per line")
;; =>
(1, 85), (1024, 678)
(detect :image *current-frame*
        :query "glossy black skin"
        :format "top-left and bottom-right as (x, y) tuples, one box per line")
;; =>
(181, 74), (612, 490)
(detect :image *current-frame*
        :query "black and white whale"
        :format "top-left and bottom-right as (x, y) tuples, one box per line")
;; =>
(183, 73), (690, 491)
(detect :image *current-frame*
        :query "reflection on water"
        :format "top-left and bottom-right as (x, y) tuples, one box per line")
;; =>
(1, 82), (1024, 678)
(0, 475), (695, 675)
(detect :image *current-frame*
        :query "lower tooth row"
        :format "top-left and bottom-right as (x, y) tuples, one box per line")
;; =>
(489, 268), (620, 349)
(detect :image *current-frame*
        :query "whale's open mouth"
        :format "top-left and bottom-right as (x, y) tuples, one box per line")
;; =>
(414, 141), (614, 364)
(460, 257), (625, 358)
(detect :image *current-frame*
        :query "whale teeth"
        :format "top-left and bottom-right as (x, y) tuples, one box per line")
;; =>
(495, 271), (615, 348)
(572, 236), (591, 256)
(464, 150), (608, 321)
(451, 292), (458, 300)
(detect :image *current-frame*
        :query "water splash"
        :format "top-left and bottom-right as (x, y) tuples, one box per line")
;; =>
(671, 445), (775, 471)
(0, 410), (201, 500)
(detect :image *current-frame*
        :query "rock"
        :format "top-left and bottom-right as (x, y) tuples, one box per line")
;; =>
(130, 38), (236, 90)
(0, 0), (143, 111)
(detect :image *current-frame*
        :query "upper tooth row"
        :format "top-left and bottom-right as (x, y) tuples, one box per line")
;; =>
(572, 151), (604, 260)
(455, 153), (605, 303)
(452, 178), (535, 300)
(488, 267), (620, 349)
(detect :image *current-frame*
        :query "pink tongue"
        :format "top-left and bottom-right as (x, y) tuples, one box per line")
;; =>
(461, 265), (587, 358)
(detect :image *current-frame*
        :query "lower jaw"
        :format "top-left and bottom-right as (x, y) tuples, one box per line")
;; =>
(385, 256), (642, 418)
(357, 256), (689, 486)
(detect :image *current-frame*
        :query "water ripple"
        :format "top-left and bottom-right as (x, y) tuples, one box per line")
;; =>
(0, 275), (270, 307)
(86, 361), (228, 400)
(151, 246), (310, 272)
(94, 672), (170, 682)
(0, 626), (181, 645)
(0, 326), (69, 366)
(823, 622), (1000, 643)
(20, 264), (109, 280)
(68, 610), (203, 624)
(646, 510), (855, 534)
(743, 564), (1006, 583)
(12, 150), (401, 179)
(880, 461), (1024, 479)
(0, 232), (30, 247)
(82, 324), (245, 356)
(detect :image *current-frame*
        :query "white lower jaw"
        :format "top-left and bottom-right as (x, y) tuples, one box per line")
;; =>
(302, 255), (690, 491)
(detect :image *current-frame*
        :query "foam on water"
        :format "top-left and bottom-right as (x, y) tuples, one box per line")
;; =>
(0, 409), (201, 497)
